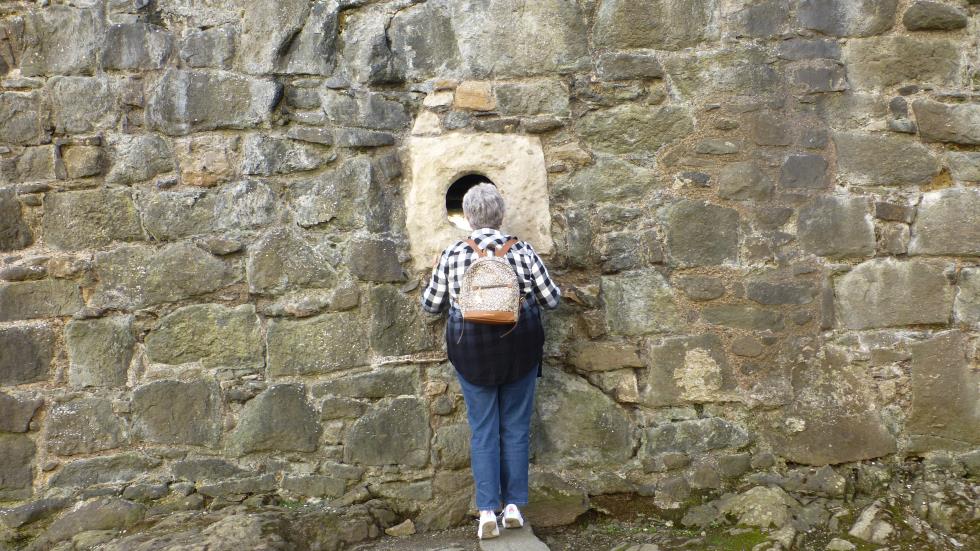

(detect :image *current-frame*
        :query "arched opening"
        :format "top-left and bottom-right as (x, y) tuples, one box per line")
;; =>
(445, 173), (495, 230)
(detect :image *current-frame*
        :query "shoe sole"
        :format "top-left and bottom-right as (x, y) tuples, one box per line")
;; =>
(503, 517), (523, 529)
(479, 520), (499, 539)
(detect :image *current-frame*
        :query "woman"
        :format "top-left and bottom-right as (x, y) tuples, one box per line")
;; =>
(421, 183), (561, 540)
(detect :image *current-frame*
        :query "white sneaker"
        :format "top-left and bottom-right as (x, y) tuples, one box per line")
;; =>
(477, 509), (499, 539)
(502, 503), (524, 528)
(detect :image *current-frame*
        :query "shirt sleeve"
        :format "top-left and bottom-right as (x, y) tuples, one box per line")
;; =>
(421, 246), (452, 314)
(523, 242), (561, 309)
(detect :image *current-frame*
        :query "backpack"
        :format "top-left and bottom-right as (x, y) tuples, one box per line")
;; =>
(458, 237), (521, 324)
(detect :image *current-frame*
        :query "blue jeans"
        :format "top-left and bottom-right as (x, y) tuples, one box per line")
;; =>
(455, 365), (538, 511)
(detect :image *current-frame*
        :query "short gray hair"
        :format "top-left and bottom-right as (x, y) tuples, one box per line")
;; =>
(462, 183), (505, 229)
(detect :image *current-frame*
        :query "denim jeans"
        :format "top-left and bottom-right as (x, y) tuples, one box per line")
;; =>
(455, 365), (538, 511)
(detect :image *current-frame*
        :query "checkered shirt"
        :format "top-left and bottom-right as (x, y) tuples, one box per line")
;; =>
(421, 228), (561, 314)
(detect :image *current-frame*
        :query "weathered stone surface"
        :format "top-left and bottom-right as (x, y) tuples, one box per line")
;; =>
(956, 268), (980, 325)
(663, 200), (739, 267)
(746, 281), (818, 305)
(555, 155), (657, 204)
(836, 259), (953, 329)
(909, 188), (980, 256)
(62, 145), (103, 178)
(451, 0), (590, 78)
(174, 134), (240, 187)
(238, 0), (337, 75)
(644, 418), (751, 456)
(596, 51), (664, 80)
(533, 367), (634, 467)
(0, 497), (68, 529)
(289, 157), (373, 229)
(702, 305), (785, 331)
(345, 396), (430, 466)
(719, 486), (799, 529)
(0, 144), (57, 183)
(903, 1), (968, 31)
(494, 80), (569, 116)
(145, 304), (263, 370)
(388, 0), (460, 80)
(40, 498), (144, 547)
(570, 341), (643, 372)
(718, 161), (773, 200)
(246, 227), (337, 295)
(842, 36), (960, 89)
(348, 235), (405, 283)
(42, 188), (143, 250)
(431, 424), (471, 469)
(640, 334), (734, 407)
(798, 0), (898, 37)
(576, 104), (693, 155)
(241, 135), (327, 175)
(0, 279), (82, 321)
(0, 324), (54, 385)
(139, 180), (276, 240)
(103, 23), (173, 70)
(596, 229), (663, 273)
(147, 69), (281, 135)
(46, 76), (116, 133)
(779, 154), (828, 190)
(321, 89), (410, 130)
(0, 92), (46, 145)
(368, 286), (432, 356)
(91, 243), (240, 310)
(180, 26), (236, 68)
(0, 392), (41, 433)
(105, 133), (176, 185)
(674, 275), (725, 301)
(0, 434), (35, 499)
(948, 152), (980, 182)
(133, 379), (222, 447)
(171, 459), (246, 483)
(908, 331), (980, 451)
(0, 187), (32, 251)
(228, 384), (321, 455)
(66, 316), (134, 389)
(21, 6), (102, 76)
(601, 269), (682, 336)
(911, 100), (980, 145)
(594, 0), (715, 50)
(50, 453), (161, 488)
(282, 475), (346, 498)
(665, 46), (781, 100)
(47, 398), (125, 456)
(833, 131), (940, 186)
(267, 311), (369, 376)
(798, 196), (875, 258)
(313, 366), (419, 399)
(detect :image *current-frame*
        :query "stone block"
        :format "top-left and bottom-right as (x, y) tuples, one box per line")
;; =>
(144, 304), (263, 370)
(798, 0), (898, 37)
(46, 398), (125, 456)
(238, 0), (337, 75)
(368, 286), (432, 356)
(139, 180), (276, 240)
(0, 434), (35, 499)
(431, 424), (471, 470)
(779, 154), (828, 190)
(0, 187), (33, 251)
(180, 26), (236, 68)
(903, 1), (968, 31)
(21, 6), (102, 76)
(0, 279), (82, 321)
(174, 134), (239, 187)
(91, 243), (241, 310)
(0, 392), (42, 433)
(640, 333), (734, 407)
(66, 316), (134, 389)
(596, 51), (664, 80)
(842, 36), (960, 89)
(576, 103), (693, 155)
(532, 367), (634, 467)
(702, 305), (785, 331)
(596, 229), (663, 273)
(40, 498), (144, 547)
(665, 46), (781, 100)
(246, 227), (337, 295)
(911, 100), (980, 145)
(955, 268), (980, 325)
(267, 312), (369, 376)
(42, 188), (144, 250)
(947, 152), (980, 182)
(132, 379), (223, 447)
(49, 453), (161, 488)
(644, 418), (751, 455)
(0, 92), (46, 145)
(46, 76), (116, 134)
(494, 80), (569, 116)
(241, 135), (327, 176)
(289, 157), (373, 229)
(833, 131), (940, 186)
(348, 235), (405, 283)
(321, 89), (410, 130)
(570, 341), (643, 372)
(674, 275), (726, 302)
(312, 365), (419, 399)
(62, 145), (103, 178)
(103, 23), (173, 70)
(146, 69), (280, 135)
(797, 196), (875, 258)
(663, 200), (739, 267)
(727, 0), (791, 38)
(388, 1), (459, 80)
(594, 0), (715, 50)
(836, 259), (953, 329)
(909, 188), (980, 256)
(105, 133), (176, 185)
(908, 331), (980, 451)
(0, 324), (54, 385)
(228, 384), (321, 455)
(344, 396), (430, 466)
(718, 161), (773, 200)
(282, 475), (346, 498)
(555, 155), (657, 204)
(1, 145), (57, 183)
(601, 269), (682, 336)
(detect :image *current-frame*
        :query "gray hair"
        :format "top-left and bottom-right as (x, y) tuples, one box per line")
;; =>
(462, 182), (505, 229)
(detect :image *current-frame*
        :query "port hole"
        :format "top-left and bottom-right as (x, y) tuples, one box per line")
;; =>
(446, 174), (495, 230)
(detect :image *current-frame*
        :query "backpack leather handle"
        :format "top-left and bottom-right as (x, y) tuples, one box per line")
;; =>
(465, 239), (485, 257)
(495, 238), (519, 257)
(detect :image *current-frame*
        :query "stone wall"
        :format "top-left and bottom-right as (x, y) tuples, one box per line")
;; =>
(1, 0), (979, 547)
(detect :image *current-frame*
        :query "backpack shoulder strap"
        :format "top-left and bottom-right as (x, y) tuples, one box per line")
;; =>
(494, 238), (519, 257)
(465, 239), (486, 257)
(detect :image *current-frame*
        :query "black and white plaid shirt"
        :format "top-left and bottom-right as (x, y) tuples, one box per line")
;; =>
(421, 228), (561, 314)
